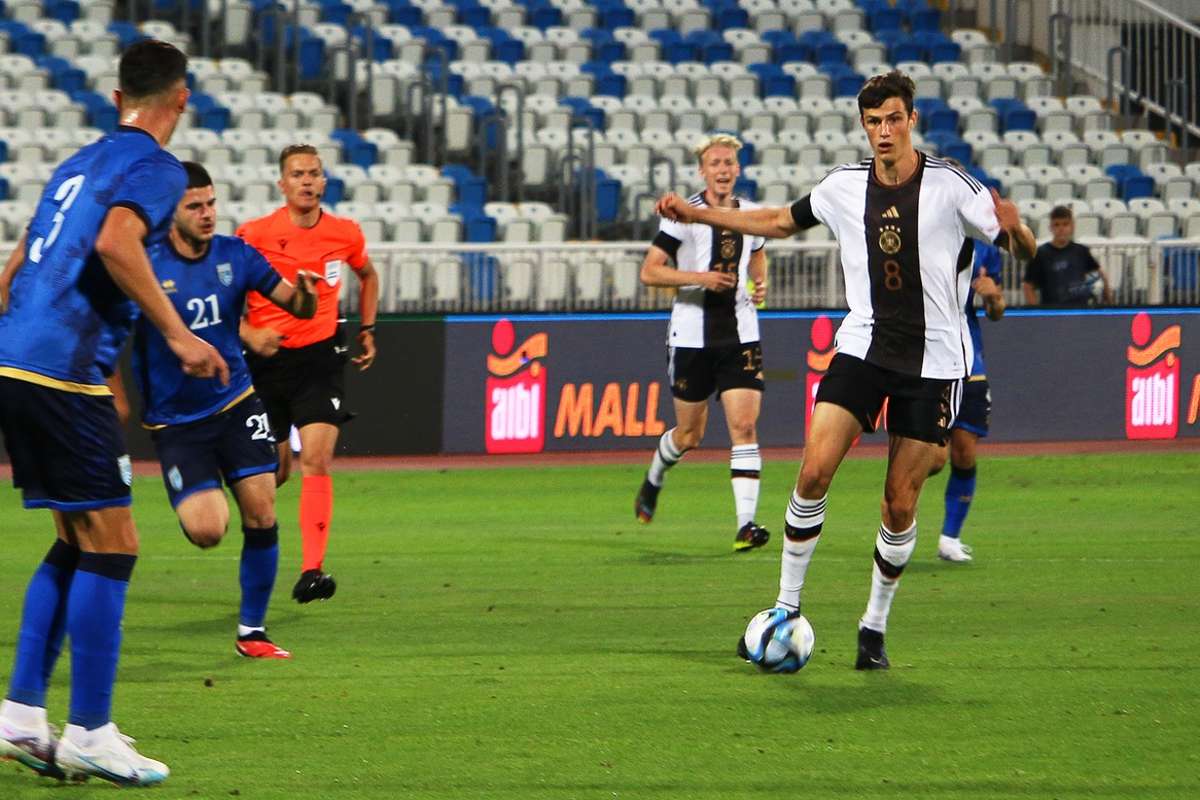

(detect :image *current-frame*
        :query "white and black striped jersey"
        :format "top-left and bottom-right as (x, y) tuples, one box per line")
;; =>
(652, 193), (766, 349)
(791, 152), (1002, 379)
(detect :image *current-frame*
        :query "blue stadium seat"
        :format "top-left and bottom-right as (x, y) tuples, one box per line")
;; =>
(443, 164), (487, 206)
(0, 177), (8, 201)
(868, 8), (903, 33)
(909, 8), (941, 32)
(595, 1), (635, 29)
(715, 7), (749, 30)
(748, 64), (795, 99)
(70, 90), (117, 131)
(560, 95), (605, 129)
(1122, 175), (1155, 202)
(527, 4), (562, 29)
(190, 93), (231, 132)
(37, 55), (86, 94)
(454, 1), (491, 28)
(991, 99), (1036, 133)
(45, 0), (81, 24)
(319, 0), (353, 25)
(579, 63), (625, 98)
(465, 253), (498, 298)
(322, 174), (345, 205)
(968, 166), (1002, 193)
(734, 177), (758, 200)
(385, 0), (423, 26)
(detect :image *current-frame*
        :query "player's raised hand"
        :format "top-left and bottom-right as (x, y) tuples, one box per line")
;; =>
(171, 333), (230, 385)
(990, 187), (1021, 231)
(655, 193), (694, 223)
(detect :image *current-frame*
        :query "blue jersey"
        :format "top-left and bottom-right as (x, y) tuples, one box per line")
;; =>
(134, 234), (281, 426)
(965, 241), (1003, 378)
(0, 127), (185, 390)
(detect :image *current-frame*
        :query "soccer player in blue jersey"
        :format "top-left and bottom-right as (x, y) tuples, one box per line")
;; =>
(0, 41), (228, 787)
(936, 240), (1006, 562)
(134, 161), (317, 658)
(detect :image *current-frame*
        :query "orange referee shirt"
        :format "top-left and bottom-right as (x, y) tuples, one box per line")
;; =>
(237, 207), (368, 349)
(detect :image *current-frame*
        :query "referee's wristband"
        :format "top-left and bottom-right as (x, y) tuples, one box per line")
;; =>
(359, 324), (376, 335)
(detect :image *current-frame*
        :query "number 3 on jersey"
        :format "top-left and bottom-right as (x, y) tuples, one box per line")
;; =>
(29, 174), (85, 263)
(186, 294), (222, 330)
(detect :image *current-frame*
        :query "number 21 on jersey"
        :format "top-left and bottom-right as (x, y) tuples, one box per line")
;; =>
(186, 294), (222, 330)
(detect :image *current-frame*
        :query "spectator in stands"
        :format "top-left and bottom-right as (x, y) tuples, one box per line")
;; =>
(1023, 206), (1113, 306)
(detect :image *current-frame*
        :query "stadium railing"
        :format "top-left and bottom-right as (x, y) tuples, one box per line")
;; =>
(341, 237), (1200, 314)
(1052, 0), (1199, 159)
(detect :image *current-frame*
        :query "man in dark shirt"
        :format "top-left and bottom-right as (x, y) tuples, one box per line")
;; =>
(1023, 205), (1113, 306)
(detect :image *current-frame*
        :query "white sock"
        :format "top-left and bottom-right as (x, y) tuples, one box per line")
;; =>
(860, 521), (917, 633)
(776, 491), (826, 611)
(0, 698), (46, 729)
(647, 428), (685, 487)
(730, 444), (761, 528)
(238, 624), (265, 638)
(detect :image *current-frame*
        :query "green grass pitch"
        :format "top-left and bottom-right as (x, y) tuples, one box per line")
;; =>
(1, 451), (1197, 799)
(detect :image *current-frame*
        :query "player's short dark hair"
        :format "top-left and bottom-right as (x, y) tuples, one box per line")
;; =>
(279, 144), (321, 174)
(857, 71), (916, 116)
(181, 161), (212, 190)
(1050, 205), (1073, 221)
(118, 40), (188, 100)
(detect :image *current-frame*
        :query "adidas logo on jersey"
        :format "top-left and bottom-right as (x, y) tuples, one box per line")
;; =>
(882, 206), (900, 219)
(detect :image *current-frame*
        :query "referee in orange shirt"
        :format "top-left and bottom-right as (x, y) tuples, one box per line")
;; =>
(237, 144), (379, 603)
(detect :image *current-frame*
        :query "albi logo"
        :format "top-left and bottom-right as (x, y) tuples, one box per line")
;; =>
(1125, 312), (1180, 440)
(485, 319), (548, 454)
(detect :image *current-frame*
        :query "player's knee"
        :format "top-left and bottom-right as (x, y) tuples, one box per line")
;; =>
(182, 523), (226, 549)
(928, 447), (949, 477)
(241, 509), (276, 529)
(797, 461), (833, 497)
(728, 420), (756, 444)
(880, 494), (917, 530)
(673, 426), (703, 451)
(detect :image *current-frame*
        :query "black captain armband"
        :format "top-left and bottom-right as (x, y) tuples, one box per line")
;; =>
(993, 230), (1011, 251)
(652, 232), (682, 259)
(789, 195), (819, 230)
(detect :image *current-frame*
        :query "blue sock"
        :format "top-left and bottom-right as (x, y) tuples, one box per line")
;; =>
(942, 465), (977, 539)
(239, 525), (279, 629)
(67, 552), (136, 730)
(7, 540), (80, 707)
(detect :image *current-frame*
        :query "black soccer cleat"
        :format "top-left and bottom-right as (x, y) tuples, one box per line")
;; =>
(855, 626), (890, 670)
(634, 476), (660, 523)
(733, 522), (771, 552)
(292, 569), (337, 604)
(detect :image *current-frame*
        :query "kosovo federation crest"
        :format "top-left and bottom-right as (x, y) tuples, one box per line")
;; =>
(216, 262), (233, 287)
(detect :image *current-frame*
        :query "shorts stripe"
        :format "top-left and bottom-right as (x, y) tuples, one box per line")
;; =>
(170, 480), (222, 509)
(25, 496), (133, 512)
(226, 464), (278, 482)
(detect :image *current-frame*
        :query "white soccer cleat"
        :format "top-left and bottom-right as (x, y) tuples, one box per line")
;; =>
(937, 534), (974, 563)
(55, 722), (169, 787)
(0, 709), (65, 779)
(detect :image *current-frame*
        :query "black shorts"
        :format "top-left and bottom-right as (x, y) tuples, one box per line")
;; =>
(244, 330), (354, 441)
(952, 378), (991, 437)
(0, 376), (132, 511)
(815, 353), (961, 445)
(668, 342), (765, 402)
(151, 394), (278, 508)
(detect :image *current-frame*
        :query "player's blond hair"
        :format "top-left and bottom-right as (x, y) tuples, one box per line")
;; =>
(692, 133), (743, 165)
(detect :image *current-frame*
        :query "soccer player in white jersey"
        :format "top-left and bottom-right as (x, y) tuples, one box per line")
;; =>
(634, 133), (772, 552)
(656, 72), (1037, 668)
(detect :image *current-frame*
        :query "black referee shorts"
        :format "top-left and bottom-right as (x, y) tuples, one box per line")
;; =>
(245, 330), (354, 441)
(815, 353), (961, 445)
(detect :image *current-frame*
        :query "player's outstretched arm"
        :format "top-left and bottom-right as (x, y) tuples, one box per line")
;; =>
(352, 257), (379, 371)
(655, 193), (800, 239)
(639, 245), (736, 291)
(267, 270), (318, 319)
(96, 207), (229, 384)
(0, 231), (28, 314)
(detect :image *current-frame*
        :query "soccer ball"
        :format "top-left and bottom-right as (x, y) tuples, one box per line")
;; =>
(741, 608), (815, 673)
